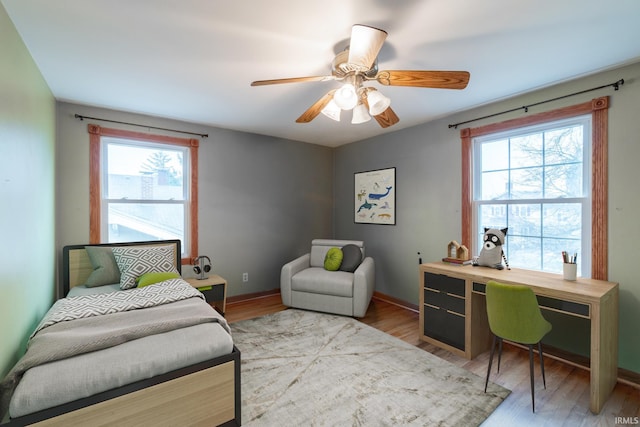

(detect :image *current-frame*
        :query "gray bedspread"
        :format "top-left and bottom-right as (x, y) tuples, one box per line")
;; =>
(0, 295), (230, 419)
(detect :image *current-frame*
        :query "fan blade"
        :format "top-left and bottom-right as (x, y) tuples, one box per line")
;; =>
(251, 75), (336, 86)
(375, 70), (470, 89)
(347, 25), (387, 70)
(296, 90), (336, 123)
(373, 107), (400, 128)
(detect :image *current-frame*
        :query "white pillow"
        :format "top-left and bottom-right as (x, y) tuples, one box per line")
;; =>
(112, 245), (179, 290)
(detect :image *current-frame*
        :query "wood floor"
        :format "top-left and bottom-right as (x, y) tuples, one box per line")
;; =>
(225, 293), (640, 427)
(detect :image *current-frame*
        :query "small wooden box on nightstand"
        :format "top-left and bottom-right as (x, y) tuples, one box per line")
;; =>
(186, 274), (227, 315)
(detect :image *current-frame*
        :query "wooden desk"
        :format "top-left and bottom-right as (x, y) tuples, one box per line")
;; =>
(419, 262), (618, 414)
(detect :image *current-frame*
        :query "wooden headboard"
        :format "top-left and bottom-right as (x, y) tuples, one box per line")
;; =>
(61, 240), (182, 297)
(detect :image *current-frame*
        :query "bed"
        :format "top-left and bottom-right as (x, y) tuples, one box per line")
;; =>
(1, 240), (241, 427)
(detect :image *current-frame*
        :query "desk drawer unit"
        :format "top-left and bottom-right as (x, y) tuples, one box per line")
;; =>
(422, 272), (465, 350)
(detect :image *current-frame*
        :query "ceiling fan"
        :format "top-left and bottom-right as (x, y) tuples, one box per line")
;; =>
(251, 24), (470, 128)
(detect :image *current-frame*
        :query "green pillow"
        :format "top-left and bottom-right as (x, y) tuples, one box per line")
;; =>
(136, 271), (181, 288)
(84, 246), (120, 287)
(324, 247), (343, 271)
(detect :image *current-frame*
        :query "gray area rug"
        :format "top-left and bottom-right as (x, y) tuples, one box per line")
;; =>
(231, 309), (510, 426)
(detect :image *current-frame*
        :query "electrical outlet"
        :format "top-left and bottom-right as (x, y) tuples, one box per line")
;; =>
(242, 272), (248, 282)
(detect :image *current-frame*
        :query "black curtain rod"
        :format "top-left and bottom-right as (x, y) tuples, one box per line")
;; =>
(448, 78), (625, 129)
(74, 114), (208, 138)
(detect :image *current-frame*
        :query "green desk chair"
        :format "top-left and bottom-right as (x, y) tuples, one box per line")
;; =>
(484, 280), (552, 412)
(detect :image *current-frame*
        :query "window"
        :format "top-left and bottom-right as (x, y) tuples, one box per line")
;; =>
(472, 116), (591, 274)
(461, 97), (609, 279)
(88, 125), (198, 263)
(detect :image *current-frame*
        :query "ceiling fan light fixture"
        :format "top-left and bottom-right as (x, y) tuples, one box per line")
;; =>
(351, 102), (371, 124)
(367, 88), (391, 116)
(321, 99), (341, 121)
(333, 83), (358, 110)
(252, 25), (469, 129)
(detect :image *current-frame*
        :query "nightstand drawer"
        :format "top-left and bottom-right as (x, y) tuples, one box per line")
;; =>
(186, 275), (227, 315)
(197, 284), (225, 301)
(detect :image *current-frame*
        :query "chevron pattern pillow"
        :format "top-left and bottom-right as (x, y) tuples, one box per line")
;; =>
(112, 245), (179, 290)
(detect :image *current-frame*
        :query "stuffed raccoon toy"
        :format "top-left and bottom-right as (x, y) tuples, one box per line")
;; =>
(473, 227), (510, 270)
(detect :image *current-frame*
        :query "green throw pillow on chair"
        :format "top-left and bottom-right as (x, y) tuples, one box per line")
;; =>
(324, 247), (343, 271)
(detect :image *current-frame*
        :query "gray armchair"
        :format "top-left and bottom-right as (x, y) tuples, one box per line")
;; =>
(280, 239), (375, 317)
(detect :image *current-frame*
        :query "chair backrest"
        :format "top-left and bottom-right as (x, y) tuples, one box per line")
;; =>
(309, 239), (364, 268)
(485, 280), (552, 344)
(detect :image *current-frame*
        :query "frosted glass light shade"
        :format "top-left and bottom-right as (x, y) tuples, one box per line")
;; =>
(333, 83), (358, 110)
(321, 99), (341, 121)
(367, 89), (391, 116)
(351, 103), (371, 124)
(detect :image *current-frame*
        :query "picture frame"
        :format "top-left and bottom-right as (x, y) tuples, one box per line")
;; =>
(354, 167), (396, 225)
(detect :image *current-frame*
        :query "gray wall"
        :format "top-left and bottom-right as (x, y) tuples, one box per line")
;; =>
(335, 61), (640, 373)
(0, 4), (56, 379)
(55, 102), (334, 297)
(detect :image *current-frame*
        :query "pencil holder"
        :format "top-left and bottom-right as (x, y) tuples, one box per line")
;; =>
(562, 263), (577, 281)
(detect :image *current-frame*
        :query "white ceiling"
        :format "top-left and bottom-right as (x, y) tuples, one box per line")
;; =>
(4, 0), (640, 147)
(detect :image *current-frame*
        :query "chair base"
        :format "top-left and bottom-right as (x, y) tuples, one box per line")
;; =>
(484, 335), (547, 412)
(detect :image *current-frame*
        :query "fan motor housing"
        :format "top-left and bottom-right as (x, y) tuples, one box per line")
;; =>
(332, 50), (377, 78)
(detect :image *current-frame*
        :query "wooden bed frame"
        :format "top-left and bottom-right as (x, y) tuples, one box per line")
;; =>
(5, 240), (241, 427)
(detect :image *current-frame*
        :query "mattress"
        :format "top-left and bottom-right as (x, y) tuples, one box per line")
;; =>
(8, 284), (234, 418)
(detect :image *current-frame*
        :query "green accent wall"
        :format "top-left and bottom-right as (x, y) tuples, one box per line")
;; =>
(0, 4), (56, 378)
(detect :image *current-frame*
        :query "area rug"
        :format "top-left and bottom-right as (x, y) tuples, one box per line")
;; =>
(231, 309), (510, 426)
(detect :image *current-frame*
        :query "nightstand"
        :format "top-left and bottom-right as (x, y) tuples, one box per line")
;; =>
(186, 274), (227, 315)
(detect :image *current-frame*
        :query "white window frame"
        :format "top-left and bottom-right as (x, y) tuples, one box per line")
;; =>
(100, 137), (191, 255)
(471, 115), (592, 275)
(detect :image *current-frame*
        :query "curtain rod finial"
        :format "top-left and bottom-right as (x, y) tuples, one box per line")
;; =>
(613, 79), (624, 91)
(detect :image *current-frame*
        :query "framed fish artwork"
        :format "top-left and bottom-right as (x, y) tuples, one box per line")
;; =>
(354, 167), (395, 225)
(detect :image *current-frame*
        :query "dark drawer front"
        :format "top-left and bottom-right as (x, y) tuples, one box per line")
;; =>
(424, 272), (465, 297)
(424, 272), (465, 315)
(199, 284), (225, 302)
(472, 282), (590, 317)
(423, 271), (466, 350)
(423, 305), (465, 350)
(424, 289), (464, 313)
